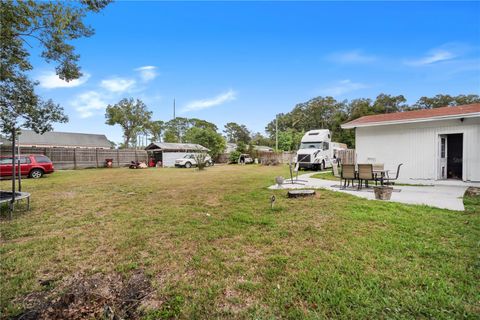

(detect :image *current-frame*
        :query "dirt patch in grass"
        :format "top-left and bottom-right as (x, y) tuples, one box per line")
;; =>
(465, 187), (480, 197)
(14, 270), (156, 320)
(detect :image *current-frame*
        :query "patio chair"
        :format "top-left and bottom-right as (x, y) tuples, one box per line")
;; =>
(357, 164), (374, 189)
(340, 164), (356, 189)
(384, 163), (403, 185)
(372, 163), (384, 185)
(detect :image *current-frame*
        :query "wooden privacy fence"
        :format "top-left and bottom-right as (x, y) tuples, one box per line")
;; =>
(0, 146), (147, 170)
(215, 151), (296, 164)
(336, 149), (356, 164)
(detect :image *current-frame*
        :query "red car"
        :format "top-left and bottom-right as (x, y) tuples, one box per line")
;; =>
(0, 155), (54, 179)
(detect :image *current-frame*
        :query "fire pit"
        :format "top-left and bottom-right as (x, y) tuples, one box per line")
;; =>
(287, 190), (316, 198)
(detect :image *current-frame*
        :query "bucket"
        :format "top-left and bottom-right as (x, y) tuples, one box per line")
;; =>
(373, 186), (393, 200)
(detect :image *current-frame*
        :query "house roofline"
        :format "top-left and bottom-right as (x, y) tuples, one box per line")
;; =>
(341, 112), (480, 129)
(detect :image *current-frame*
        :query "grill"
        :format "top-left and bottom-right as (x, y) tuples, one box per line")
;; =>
(297, 154), (311, 162)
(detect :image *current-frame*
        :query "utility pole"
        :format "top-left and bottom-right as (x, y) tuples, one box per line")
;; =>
(173, 98), (176, 120)
(275, 115), (278, 151)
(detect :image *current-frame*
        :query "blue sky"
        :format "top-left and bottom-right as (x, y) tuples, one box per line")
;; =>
(31, 1), (480, 144)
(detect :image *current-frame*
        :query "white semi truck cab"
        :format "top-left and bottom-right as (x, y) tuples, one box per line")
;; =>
(295, 129), (346, 170)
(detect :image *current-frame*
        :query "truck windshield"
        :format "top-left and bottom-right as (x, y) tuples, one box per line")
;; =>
(300, 142), (323, 149)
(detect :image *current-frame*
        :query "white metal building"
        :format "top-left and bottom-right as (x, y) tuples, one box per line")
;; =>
(145, 142), (209, 167)
(341, 104), (480, 183)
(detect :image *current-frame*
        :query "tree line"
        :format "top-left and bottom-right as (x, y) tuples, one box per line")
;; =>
(265, 93), (480, 149)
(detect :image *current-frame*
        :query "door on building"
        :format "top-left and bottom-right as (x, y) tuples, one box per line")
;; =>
(446, 134), (463, 180)
(437, 135), (447, 180)
(437, 133), (463, 180)
(153, 151), (163, 166)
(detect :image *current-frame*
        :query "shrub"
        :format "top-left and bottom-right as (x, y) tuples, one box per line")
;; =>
(229, 150), (241, 164)
(193, 152), (209, 170)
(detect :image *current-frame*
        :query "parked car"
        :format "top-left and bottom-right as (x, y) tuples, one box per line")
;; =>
(238, 154), (254, 164)
(175, 154), (213, 168)
(0, 155), (54, 179)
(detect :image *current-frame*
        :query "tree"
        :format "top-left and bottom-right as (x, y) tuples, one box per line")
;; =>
(372, 94), (407, 114)
(1, 0), (110, 136)
(250, 132), (273, 147)
(347, 98), (374, 120)
(277, 129), (304, 151)
(188, 118), (218, 131)
(184, 127), (226, 159)
(163, 117), (190, 143)
(105, 98), (152, 148)
(453, 94), (480, 106)
(163, 130), (179, 143)
(236, 141), (247, 153)
(224, 122), (251, 144)
(147, 120), (164, 142)
(413, 94), (480, 109)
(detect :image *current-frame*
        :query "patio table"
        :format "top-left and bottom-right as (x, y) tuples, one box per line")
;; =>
(373, 170), (390, 186)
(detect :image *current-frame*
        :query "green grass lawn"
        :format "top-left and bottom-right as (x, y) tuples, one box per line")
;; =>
(1, 165), (479, 319)
(311, 171), (338, 181)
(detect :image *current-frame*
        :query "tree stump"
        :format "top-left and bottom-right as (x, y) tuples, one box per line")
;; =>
(287, 190), (316, 198)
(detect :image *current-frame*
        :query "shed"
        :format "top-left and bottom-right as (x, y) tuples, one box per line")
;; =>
(225, 143), (237, 153)
(145, 142), (210, 167)
(18, 130), (111, 149)
(341, 103), (480, 183)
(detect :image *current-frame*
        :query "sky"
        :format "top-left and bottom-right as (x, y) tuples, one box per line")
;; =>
(30, 1), (480, 144)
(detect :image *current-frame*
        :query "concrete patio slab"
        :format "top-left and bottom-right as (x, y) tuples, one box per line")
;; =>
(269, 173), (467, 211)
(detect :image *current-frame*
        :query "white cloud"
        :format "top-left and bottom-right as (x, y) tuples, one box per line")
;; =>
(38, 72), (90, 89)
(182, 89), (237, 113)
(100, 77), (136, 92)
(319, 80), (368, 97)
(135, 66), (158, 82)
(71, 91), (109, 118)
(406, 49), (457, 66)
(328, 50), (376, 63)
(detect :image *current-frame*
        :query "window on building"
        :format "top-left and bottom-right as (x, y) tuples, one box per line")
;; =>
(441, 137), (446, 158)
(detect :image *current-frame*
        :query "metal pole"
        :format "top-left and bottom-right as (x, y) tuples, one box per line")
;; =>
(275, 115), (278, 151)
(11, 129), (16, 214)
(73, 148), (77, 169)
(17, 136), (21, 192)
(173, 98), (176, 119)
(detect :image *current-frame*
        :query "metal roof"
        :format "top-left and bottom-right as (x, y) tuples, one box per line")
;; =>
(145, 142), (209, 152)
(342, 103), (480, 129)
(18, 130), (111, 148)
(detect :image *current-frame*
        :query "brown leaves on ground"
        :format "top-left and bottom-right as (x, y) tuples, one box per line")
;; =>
(14, 270), (156, 320)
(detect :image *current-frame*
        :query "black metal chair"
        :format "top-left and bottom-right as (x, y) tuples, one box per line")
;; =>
(384, 164), (403, 185)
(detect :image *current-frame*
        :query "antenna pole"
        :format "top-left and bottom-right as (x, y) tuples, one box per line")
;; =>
(275, 115), (278, 151)
(173, 98), (176, 119)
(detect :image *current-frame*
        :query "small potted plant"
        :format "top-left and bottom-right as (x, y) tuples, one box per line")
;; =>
(275, 176), (284, 188)
(373, 185), (393, 200)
